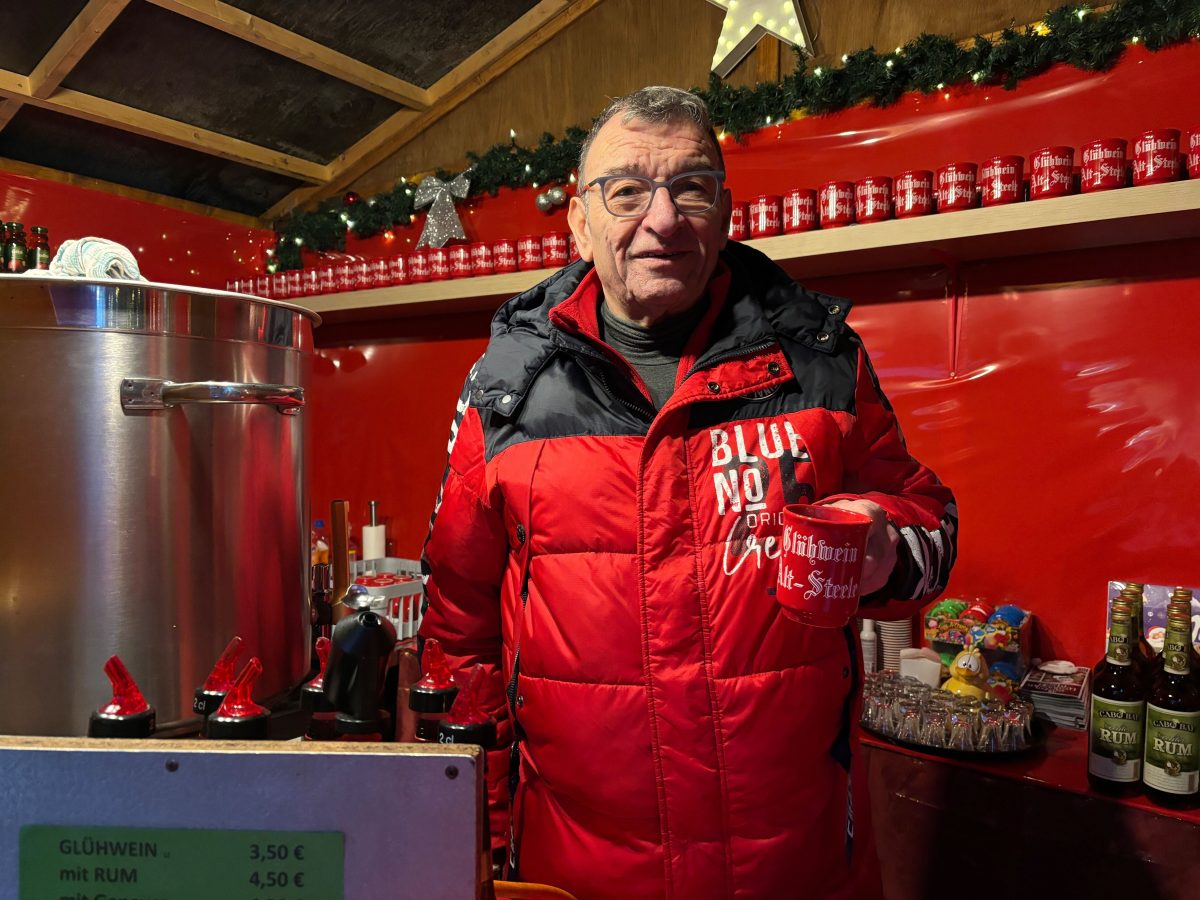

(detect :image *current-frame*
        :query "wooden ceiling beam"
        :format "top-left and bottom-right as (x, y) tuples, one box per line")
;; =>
(28, 0), (132, 99)
(0, 154), (264, 228)
(264, 0), (609, 220)
(0, 99), (22, 133)
(145, 0), (433, 109)
(0, 67), (329, 183)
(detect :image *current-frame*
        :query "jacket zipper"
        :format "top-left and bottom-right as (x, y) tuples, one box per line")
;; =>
(682, 339), (776, 383)
(567, 340), (657, 420)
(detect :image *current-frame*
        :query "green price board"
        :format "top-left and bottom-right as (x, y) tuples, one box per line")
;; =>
(20, 825), (344, 900)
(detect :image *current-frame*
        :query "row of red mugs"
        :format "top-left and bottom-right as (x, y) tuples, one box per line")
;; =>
(229, 232), (581, 299)
(734, 128), (1200, 236)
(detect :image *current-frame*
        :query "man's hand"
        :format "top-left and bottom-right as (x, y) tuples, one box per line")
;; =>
(825, 499), (899, 596)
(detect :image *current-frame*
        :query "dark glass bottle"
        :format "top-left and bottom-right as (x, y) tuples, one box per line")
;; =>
(1164, 587), (1200, 686)
(1120, 585), (1155, 676)
(29, 226), (50, 270)
(1143, 611), (1200, 807)
(1088, 602), (1145, 794)
(4, 222), (27, 273)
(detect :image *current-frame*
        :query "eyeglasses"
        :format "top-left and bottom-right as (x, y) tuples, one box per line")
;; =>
(585, 170), (725, 218)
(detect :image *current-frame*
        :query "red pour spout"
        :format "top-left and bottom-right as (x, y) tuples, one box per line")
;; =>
(214, 657), (268, 719)
(305, 637), (332, 690)
(446, 664), (490, 726)
(417, 638), (454, 690)
(201, 636), (244, 692)
(99, 655), (150, 716)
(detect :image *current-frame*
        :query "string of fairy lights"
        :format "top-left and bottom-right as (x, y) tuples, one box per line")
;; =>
(269, 0), (1200, 271)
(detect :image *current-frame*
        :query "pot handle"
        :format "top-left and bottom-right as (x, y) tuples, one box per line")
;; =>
(121, 378), (305, 415)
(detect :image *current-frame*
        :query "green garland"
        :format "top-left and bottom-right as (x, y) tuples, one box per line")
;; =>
(271, 0), (1200, 270)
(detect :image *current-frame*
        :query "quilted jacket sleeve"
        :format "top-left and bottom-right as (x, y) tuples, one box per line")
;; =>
(822, 334), (958, 618)
(419, 361), (512, 855)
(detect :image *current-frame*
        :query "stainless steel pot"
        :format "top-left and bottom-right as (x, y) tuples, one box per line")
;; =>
(0, 274), (319, 735)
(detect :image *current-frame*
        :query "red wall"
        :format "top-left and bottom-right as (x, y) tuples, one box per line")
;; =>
(0, 172), (275, 288)
(308, 41), (1200, 668)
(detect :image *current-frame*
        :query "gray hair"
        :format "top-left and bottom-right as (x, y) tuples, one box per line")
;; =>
(578, 86), (725, 185)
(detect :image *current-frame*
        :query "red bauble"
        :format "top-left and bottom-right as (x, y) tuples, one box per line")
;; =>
(343, 191), (361, 205)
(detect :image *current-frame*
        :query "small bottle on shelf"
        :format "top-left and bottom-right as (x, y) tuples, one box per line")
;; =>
(4, 222), (27, 273)
(1143, 609), (1200, 806)
(29, 226), (50, 270)
(1088, 600), (1145, 794)
(1164, 587), (1200, 685)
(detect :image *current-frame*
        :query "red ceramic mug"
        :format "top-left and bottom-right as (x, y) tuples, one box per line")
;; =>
(315, 266), (334, 294)
(936, 163), (978, 211)
(428, 247), (451, 281)
(855, 176), (893, 223)
(1133, 129), (1181, 185)
(749, 195), (783, 237)
(408, 249), (429, 283)
(492, 239), (518, 273)
(542, 231), (569, 267)
(254, 275), (272, 299)
(776, 504), (872, 628)
(1188, 129), (1200, 179)
(729, 201), (750, 240)
(894, 170), (934, 218)
(783, 189), (817, 233)
(818, 181), (855, 228)
(388, 254), (409, 286)
(980, 155), (1024, 206)
(517, 235), (543, 271)
(568, 234), (581, 262)
(448, 245), (472, 279)
(1081, 139), (1128, 193)
(286, 270), (303, 297)
(368, 257), (390, 287)
(352, 260), (372, 290)
(1029, 146), (1074, 199)
(469, 242), (494, 276)
(272, 272), (290, 299)
(300, 268), (319, 296)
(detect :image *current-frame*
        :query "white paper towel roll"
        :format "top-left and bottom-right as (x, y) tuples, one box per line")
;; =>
(362, 524), (386, 562)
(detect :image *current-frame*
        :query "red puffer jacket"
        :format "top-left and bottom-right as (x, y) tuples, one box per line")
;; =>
(420, 242), (956, 899)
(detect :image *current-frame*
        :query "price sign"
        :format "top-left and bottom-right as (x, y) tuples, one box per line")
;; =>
(19, 825), (343, 899)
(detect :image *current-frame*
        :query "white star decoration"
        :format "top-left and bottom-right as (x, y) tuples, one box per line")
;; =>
(707, 0), (813, 77)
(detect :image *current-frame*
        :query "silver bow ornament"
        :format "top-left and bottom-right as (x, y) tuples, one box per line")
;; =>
(414, 171), (470, 248)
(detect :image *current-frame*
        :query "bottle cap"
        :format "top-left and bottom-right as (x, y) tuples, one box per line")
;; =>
(193, 636), (244, 718)
(408, 638), (459, 713)
(437, 664), (497, 748)
(301, 637), (334, 714)
(89, 655), (156, 738)
(206, 658), (271, 740)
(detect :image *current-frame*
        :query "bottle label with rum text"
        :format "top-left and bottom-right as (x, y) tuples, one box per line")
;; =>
(1143, 703), (1200, 794)
(1089, 696), (1144, 781)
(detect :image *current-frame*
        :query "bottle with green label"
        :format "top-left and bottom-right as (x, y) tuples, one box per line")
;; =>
(1121, 584), (1156, 676)
(1089, 602), (1146, 794)
(1163, 587), (1200, 687)
(1142, 610), (1200, 806)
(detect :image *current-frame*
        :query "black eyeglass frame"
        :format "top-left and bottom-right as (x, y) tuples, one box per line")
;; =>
(584, 169), (727, 218)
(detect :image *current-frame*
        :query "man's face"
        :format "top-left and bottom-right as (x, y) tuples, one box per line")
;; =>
(568, 117), (731, 323)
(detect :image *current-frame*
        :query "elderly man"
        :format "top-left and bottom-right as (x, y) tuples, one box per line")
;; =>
(420, 86), (956, 899)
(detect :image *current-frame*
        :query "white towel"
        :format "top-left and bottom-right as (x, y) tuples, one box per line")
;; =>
(48, 238), (145, 281)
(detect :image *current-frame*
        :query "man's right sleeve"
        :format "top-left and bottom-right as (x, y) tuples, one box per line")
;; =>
(419, 361), (512, 853)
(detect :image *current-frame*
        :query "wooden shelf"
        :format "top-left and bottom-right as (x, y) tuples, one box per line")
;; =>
(300, 180), (1200, 321)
